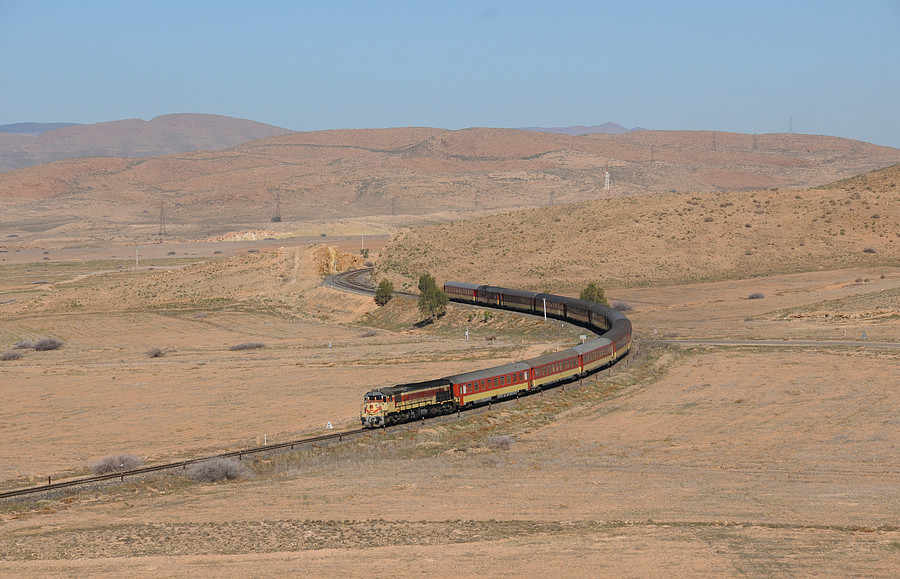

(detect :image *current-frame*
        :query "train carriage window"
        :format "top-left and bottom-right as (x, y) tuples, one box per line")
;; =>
(500, 375), (504, 386)
(481, 380), (486, 389)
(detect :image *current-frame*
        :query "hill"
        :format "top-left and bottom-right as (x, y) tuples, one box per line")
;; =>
(518, 122), (643, 135)
(0, 122), (81, 135)
(377, 182), (899, 293)
(1, 127), (898, 248)
(0, 114), (293, 172)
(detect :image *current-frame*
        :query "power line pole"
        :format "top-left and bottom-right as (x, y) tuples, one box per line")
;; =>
(605, 158), (610, 193)
(272, 190), (282, 222)
(158, 201), (167, 240)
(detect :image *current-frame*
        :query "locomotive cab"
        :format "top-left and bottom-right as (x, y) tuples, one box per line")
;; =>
(361, 390), (391, 427)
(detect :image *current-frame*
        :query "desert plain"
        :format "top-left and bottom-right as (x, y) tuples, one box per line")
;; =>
(1, 127), (899, 576)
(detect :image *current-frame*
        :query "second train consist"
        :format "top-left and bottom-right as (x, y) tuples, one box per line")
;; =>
(361, 281), (632, 428)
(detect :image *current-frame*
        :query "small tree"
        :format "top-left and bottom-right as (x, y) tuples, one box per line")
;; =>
(417, 273), (448, 322)
(579, 281), (609, 306)
(374, 279), (394, 306)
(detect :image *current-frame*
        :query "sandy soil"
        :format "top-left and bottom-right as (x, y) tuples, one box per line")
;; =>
(1, 245), (898, 575)
(1, 157), (899, 576)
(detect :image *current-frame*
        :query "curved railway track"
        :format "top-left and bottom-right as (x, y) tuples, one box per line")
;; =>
(3, 268), (629, 501)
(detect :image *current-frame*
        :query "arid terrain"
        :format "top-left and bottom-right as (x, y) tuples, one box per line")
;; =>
(1, 129), (898, 576)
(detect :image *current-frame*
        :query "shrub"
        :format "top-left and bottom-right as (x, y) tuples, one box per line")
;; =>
(612, 301), (633, 312)
(147, 347), (164, 358)
(1, 351), (23, 361)
(863, 247), (877, 254)
(187, 457), (252, 482)
(579, 281), (609, 306)
(359, 330), (378, 338)
(748, 292), (765, 300)
(374, 279), (394, 306)
(230, 342), (265, 351)
(33, 337), (64, 351)
(12, 340), (33, 349)
(93, 454), (144, 474)
(417, 273), (448, 322)
(487, 435), (516, 450)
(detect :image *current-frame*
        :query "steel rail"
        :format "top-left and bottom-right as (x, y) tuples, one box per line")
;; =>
(1, 428), (368, 501)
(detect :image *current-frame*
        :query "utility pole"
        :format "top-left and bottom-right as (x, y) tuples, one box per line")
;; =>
(272, 190), (282, 223)
(158, 201), (167, 240)
(605, 158), (610, 193)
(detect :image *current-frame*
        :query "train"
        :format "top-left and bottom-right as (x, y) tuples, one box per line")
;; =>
(361, 281), (632, 428)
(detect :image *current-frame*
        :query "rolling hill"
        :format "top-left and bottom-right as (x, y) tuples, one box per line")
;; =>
(0, 113), (293, 173)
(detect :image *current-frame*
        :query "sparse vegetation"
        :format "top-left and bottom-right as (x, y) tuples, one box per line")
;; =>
(748, 292), (765, 300)
(613, 300), (633, 312)
(230, 342), (265, 351)
(863, 247), (877, 254)
(417, 273), (448, 322)
(147, 347), (165, 358)
(92, 454), (144, 474)
(187, 457), (253, 482)
(488, 435), (516, 450)
(1, 350), (23, 361)
(13, 340), (33, 349)
(374, 278), (394, 306)
(33, 337), (64, 351)
(579, 281), (609, 307)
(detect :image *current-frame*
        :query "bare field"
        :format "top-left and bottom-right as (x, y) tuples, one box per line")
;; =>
(1, 243), (898, 575)
(2, 159), (900, 575)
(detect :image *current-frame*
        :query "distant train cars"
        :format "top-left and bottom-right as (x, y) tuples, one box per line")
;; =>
(361, 281), (632, 428)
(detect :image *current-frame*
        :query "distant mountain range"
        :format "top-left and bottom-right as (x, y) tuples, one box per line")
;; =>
(0, 122), (82, 135)
(0, 114), (294, 173)
(518, 122), (645, 136)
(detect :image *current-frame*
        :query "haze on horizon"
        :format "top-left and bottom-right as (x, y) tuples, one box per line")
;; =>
(1, 1), (899, 148)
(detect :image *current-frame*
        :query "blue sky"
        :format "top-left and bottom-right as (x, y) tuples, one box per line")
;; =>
(2, 1), (899, 147)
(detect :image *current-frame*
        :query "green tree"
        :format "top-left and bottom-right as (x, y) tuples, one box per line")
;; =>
(417, 273), (448, 322)
(374, 279), (394, 306)
(579, 281), (609, 306)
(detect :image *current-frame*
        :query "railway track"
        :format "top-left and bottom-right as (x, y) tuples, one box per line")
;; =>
(3, 268), (630, 501)
(1, 429), (369, 501)
(327, 267), (377, 294)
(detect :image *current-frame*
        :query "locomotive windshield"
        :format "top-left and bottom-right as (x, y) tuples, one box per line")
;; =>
(364, 392), (385, 401)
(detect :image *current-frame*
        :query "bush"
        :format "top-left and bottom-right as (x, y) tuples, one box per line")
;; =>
(33, 337), (64, 351)
(1, 351), (23, 361)
(230, 342), (265, 351)
(374, 279), (394, 306)
(487, 435), (516, 450)
(93, 454), (144, 474)
(579, 281), (609, 306)
(863, 247), (877, 254)
(748, 292), (765, 300)
(612, 301), (633, 312)
(147, 347), (164, 358)
(417, 273), (448, 322)
(187, 458), (252, 482)
(13, 340), (33, 349)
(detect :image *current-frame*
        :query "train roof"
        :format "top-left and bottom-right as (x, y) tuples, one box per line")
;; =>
(379, 377), (453, 395)
(443, 281), (481, 290)
(447, 361), (530, 384)
(571, 337), (613, 355)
